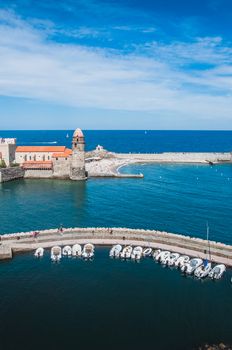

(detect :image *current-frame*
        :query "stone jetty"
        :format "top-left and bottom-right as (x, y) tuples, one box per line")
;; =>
(0, 227), (232, 266)
(85, 151), (232, 177)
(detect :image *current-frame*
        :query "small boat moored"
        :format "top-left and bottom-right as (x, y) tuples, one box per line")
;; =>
(160, 251), (171, 264)
(194, 260), (212, 279)
(181, 258), (203, 274)
(175, 255), (190, 268)
(153, 249), (162, 260)
(51, 246), (62, 262)
(143, 247), (152, 257)
(62, 245), (72, 256)
(82, 243), (95, 259)
(109, 244), (122, 258)
(120, 246), (133, 259)
(72, 244), (82, 257)
(34, 247), (44, 258)
(209, 264), (226, 280)
(166, 253), (180, 266)
(131, 246), (143, 260)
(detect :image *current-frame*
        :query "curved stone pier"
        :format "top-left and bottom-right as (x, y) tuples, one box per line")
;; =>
(0, 227), (232, 266)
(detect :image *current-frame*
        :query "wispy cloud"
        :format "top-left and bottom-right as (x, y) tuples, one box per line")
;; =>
(113, 25), (157, 33)
(0, 9), (232, 125)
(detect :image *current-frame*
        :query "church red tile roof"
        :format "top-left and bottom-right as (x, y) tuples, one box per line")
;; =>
(52, 148), (72, 158)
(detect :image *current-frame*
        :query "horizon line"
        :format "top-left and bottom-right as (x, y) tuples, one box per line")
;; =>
(1, 129), (232, 132)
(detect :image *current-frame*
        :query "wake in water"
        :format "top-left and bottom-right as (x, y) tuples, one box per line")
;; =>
(18, 141), (58, 145)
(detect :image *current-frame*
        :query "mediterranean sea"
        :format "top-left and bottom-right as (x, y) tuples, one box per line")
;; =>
(0, 130), (231, 349)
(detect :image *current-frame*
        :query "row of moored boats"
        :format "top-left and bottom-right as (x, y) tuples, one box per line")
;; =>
(34, 244), (226, 279)
(110, 245), (226, 280)
(34, 243), (95, 262)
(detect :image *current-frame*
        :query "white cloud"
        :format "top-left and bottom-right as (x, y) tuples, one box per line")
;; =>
(0, 9), (232, 125)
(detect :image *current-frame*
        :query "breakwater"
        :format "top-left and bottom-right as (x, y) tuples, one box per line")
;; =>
(1, 227), (232, 266)
(116, 152), (232, 164)
(85, 151), (232, 177)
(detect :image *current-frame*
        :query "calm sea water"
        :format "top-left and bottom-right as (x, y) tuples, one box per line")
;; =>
(1, 129), (232, 152)
(0, 130), (232, 349)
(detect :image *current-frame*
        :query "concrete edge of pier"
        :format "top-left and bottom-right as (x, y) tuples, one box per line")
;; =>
(1, 227), (232, 266)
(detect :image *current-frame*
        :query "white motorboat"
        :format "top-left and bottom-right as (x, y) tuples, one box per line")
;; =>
(153, 249), (162, 260)
(109, 244), (122, 258)
(182, 258), (203, 274)
(160, 251), (171, 264)
(120, 246), (133, 259)
(131, 246), (143, 260)
(72, 244), (82, 257)
(175, 255), (190, 268)
(143, 248), (152, 257)
(82, 243), (95, 259)
(166, 253), (180, 266)
(62, 245), (72, 256)
(194, 261), (212, 278)
(34, 247), (44, 258)
(209, 264), (226, 280)
(51, 246), (62, 262)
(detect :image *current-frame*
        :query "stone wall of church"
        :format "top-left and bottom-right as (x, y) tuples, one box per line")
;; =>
(24, 169), (53, 178)
(52, 158), (71, 178)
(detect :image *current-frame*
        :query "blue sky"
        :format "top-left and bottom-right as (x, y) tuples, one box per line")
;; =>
(0, 0), (232, 129)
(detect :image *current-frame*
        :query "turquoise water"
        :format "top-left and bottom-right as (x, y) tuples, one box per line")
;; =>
(0, 163), (232, 349)
(1, 163), (232, 243)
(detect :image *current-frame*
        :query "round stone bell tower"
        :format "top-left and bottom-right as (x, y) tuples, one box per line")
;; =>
(70, 128), (87, 180)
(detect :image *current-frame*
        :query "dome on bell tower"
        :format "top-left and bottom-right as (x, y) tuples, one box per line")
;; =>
(73, 128), (84, 138)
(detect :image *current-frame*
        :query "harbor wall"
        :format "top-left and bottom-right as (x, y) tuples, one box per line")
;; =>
(116, 152), (232, 163)
(0, 166), (24, 183)
(1, 227), (232, 265)
(24, 169), (53, 178)
(0, 245), (12, 259)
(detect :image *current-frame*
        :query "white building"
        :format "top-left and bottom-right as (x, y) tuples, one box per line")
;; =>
(0, 138), (16, 166)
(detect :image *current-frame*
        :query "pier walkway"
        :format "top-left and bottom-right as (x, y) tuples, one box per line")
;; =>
(0, 227), (232, 266)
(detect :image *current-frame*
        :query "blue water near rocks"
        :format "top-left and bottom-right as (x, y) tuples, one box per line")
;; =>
(0, 130), (232, 349)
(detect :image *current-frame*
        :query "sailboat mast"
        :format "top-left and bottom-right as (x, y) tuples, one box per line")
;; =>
(206, 221), (211, 261)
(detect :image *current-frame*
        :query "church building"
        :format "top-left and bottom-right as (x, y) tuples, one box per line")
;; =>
(15, 129), (86, 180)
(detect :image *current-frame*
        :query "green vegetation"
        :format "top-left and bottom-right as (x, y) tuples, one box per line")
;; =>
(0, 160), (6, 168)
